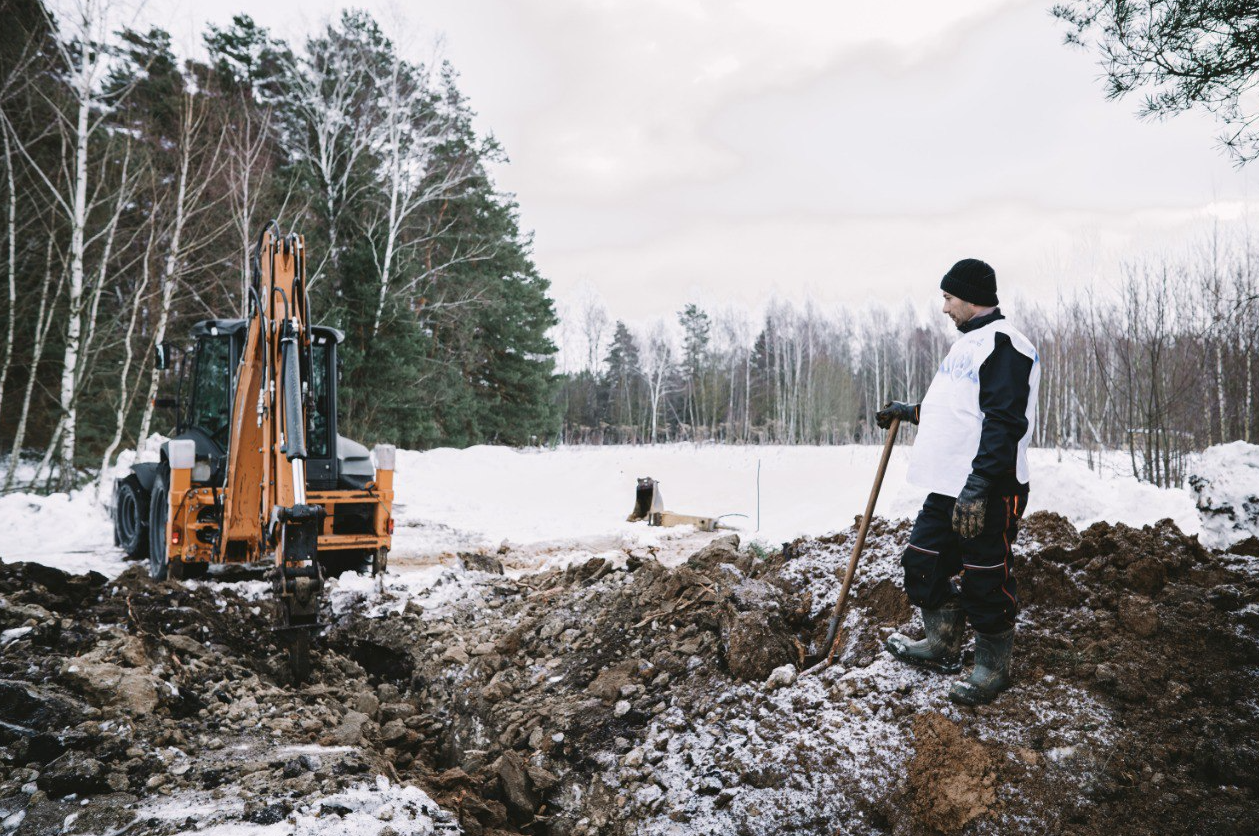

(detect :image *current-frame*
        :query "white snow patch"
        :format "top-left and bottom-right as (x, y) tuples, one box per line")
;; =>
(4, 442), (1255, 584)
(327, 565), (480, 618)
(1027, 448), (1201, 535)
(388, 444), (1214, 563)
(1188, 440), (1259, 548)
(0, 490), (123, 576)
(1, 626), (33, 644)
(140, 776), (457, 835)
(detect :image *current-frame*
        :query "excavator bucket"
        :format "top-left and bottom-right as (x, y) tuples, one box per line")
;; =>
(628, 477), (664, 522)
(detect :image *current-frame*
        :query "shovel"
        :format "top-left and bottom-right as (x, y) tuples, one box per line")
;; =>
(803, 417), (901, 676)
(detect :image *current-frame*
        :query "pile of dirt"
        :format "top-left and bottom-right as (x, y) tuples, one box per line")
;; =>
(2, 510), (1257, 836)
(336, 515), (1258, 835)
(0, 560), (454, 834)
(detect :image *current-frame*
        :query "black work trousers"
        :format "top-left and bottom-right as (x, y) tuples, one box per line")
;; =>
(901, 490), (1027, 634)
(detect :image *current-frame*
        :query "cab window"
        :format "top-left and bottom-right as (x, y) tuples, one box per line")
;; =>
(189, 336), (232, 448)
(308, 343), (332, 459)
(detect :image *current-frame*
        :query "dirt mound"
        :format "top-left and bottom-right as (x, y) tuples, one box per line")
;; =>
(2, 509), (1258, 836)
(906, 712), (997, 833)
(322, 514), (1258, 835)
(0, 558), (453, 835)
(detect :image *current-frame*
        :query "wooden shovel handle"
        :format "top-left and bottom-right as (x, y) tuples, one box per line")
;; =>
(820, 417), (901, 665)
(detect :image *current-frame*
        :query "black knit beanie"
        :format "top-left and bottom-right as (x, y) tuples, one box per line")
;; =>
(940, 258), (998, 307)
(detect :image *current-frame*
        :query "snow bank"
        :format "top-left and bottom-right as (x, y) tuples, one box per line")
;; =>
(2, 442), (1254, 580)
(1188, 440), (1259, 548)
(0, 489), (121, 576)
(1027, 448), (1202, 536)
(389, 444), (1208, 558)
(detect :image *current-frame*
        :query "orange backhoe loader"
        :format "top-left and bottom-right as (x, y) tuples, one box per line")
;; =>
(111, 222), (395, 679)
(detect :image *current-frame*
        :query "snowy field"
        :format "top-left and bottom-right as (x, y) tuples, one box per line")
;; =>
(1, 442), (1256, 581)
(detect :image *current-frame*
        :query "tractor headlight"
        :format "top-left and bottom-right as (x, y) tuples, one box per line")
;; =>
(373, 444), (396, 472)
(169, 440), (196, 470)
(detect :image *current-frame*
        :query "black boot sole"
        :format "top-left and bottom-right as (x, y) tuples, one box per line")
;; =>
(948, 682), (1009, 706)
(885, 644), (963, 674)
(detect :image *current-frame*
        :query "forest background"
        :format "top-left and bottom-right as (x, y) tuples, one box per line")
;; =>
(1, 0), (1255, 495)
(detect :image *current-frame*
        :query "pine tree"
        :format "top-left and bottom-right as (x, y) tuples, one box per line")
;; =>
(603, 321), (641, 437)
(203, 14), (293, 102)
(678, 303), (711, 434)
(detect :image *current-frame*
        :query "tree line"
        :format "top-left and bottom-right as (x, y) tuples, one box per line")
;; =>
(555, 232), (1259, 488)
(0, 0), (559, 492)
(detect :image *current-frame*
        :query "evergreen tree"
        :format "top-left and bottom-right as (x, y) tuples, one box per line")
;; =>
(677, 302), (711, 432)
(603, 321), (641, 436)
(203, 14), (293, 102)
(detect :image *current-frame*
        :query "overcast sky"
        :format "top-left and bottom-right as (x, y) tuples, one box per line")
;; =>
(137, 0), (1257, 326)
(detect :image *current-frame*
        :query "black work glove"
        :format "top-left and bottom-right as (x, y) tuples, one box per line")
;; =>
(875, 401), (919, 429)
(952, 473), (991, 539)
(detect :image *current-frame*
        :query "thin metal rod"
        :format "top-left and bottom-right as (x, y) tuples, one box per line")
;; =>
(756, 458), (761, 533)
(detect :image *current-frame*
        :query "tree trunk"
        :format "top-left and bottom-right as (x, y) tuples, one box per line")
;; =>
(0, 128), (16, 426)
(4, 236), (59, 490)
(55, 58), (94, 489)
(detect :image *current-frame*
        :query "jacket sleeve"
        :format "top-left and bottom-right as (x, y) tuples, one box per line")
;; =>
(972, 334), (1033, 484)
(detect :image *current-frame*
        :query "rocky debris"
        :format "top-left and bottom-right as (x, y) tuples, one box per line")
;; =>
(336, 513), (1258, 835)
(722, 609), (794, 681)
(458, 553), (505, 575)
(0, 559), (413, 835)
(1118, 595), (1159, 637)
(36, 751), (106, 798)
(685, 533), (741, 570)
(61, 654), (163, 714)
(764, 664), (797, 689)
(2, 509), (1258, 836)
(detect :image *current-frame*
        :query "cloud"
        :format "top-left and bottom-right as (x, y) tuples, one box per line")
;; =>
(137, 0), (1259, 323)
(545, 199), (1256, 321)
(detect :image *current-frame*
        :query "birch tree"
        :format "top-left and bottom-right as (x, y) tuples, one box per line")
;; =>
(640, 321), (676, 443)
(135, 91), (227, 445)
(291, 11), (380, 287)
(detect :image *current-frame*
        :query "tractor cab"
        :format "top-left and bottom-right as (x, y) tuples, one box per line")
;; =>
(174, 319), (371, 492)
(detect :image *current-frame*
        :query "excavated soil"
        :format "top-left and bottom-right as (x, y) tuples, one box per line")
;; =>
(906, 712), (998, 833)
(1, 512), (1257, 835)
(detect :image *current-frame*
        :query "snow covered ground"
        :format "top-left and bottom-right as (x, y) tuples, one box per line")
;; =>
(0, 442), (1254, 582)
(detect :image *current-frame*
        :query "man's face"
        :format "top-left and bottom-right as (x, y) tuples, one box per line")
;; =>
(942, 292), (977, 326)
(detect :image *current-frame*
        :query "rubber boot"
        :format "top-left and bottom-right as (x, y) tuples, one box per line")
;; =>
(884, 602), (965, 674)
(948, 628), (1014, 706)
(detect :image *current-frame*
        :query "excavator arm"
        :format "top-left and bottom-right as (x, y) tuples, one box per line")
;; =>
(221, 222), (323, 679)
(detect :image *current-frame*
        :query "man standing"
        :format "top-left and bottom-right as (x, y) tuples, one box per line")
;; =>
(876, 258), (1040, 706)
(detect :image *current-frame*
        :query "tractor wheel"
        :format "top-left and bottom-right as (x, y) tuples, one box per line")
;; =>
(147, 467), (170, 581)
(114, 475), (150, 560)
